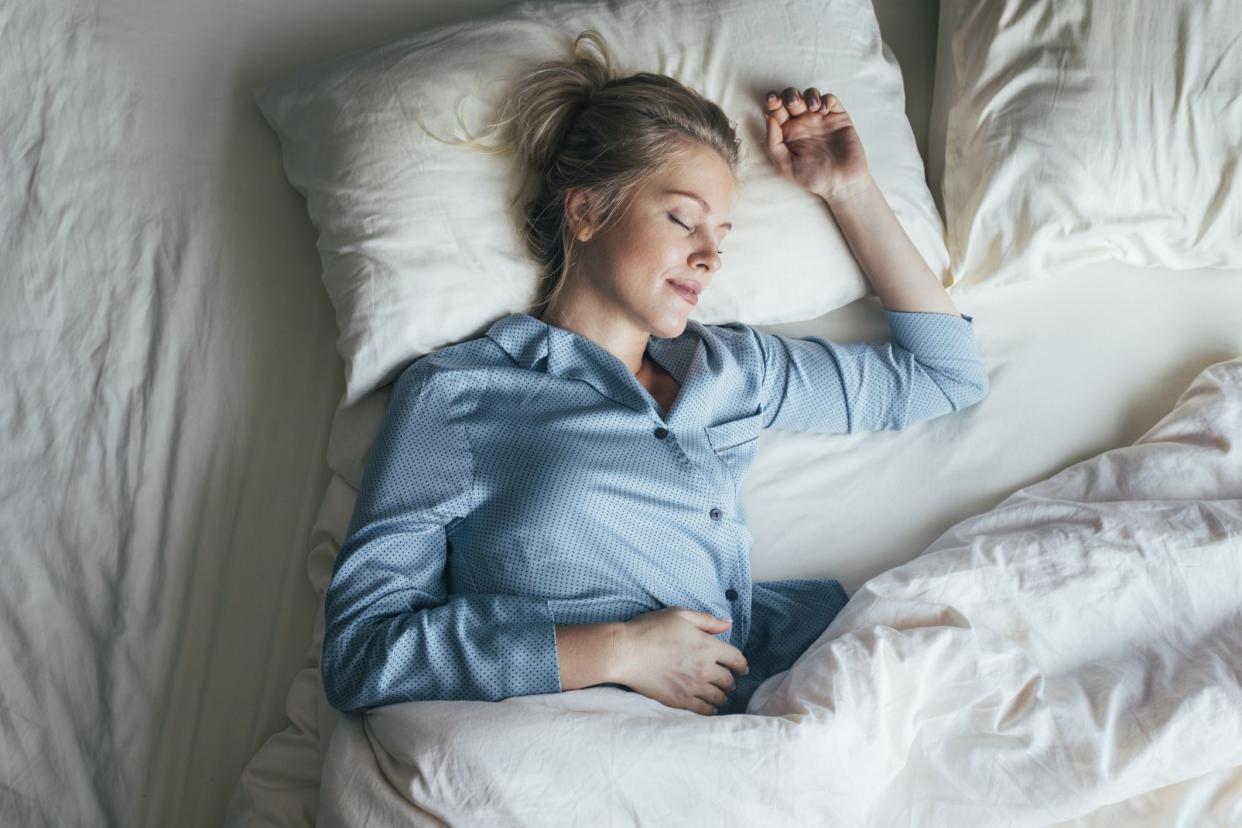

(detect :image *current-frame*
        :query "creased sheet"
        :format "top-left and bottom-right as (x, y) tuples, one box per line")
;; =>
(317, 357), (1242, 826)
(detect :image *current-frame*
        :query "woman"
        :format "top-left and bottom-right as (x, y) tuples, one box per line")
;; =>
(321, 31), (987, 718)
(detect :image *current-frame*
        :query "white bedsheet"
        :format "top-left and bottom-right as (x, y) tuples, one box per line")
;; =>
(5, 0), (1241, 826)
(229, 262), (1242, 826)
(304, 351), (1242, 826)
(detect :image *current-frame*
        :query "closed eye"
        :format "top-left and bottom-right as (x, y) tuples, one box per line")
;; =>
(669, 213), (724, 255)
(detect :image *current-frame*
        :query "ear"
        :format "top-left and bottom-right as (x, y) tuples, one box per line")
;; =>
(564, 188), (599, 243)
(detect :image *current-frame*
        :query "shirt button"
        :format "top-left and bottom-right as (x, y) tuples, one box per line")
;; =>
(709, 507), (722, 520)
(653, 427), (669, 439)
(725, 588), (738, 600)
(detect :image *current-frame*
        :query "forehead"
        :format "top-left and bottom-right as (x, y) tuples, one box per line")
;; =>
(648, 145), (736, 212)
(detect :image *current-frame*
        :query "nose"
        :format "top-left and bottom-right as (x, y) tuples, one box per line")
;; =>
(689, 244), (722, 274)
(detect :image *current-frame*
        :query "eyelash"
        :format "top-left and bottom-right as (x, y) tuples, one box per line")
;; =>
(669, 214), (724, 255)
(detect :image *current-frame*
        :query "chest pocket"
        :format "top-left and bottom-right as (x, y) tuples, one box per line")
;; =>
(704, 410), (764, 491)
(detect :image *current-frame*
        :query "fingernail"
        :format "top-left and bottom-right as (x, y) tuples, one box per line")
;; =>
(766, 91), (777, 101)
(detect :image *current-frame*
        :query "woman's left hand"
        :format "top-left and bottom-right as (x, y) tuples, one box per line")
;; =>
(763, 86), (871, 202)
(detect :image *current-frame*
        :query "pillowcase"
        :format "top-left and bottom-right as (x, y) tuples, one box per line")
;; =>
(923, 0), (962, 220)
(938, 0), (1242, 292)
(253, 0), (949, 407)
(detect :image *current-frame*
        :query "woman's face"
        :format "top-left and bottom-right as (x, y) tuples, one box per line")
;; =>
(567, 142), (736, 340)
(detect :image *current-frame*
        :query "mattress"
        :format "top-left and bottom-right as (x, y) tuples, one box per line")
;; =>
(4, 0), (1240, 826)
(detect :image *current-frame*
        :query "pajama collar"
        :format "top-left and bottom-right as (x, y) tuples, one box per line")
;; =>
(485, 312), (709, 424)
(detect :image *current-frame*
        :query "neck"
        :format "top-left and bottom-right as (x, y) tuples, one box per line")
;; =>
(536, 294), (650, 377)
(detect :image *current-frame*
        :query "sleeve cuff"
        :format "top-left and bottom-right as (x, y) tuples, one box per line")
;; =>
(881, 308), (980, 356)
(882, 308), (973, 323)
(484, 594), (564, 697)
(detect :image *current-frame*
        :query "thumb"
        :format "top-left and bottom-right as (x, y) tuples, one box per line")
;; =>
(688, 611), (733, 632)
(765, 113), (790, 171)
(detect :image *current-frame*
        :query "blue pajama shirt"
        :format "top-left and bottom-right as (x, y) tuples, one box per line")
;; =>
(322, 308), (988, 716)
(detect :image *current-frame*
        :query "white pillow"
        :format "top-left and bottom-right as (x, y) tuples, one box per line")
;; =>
(938, 0), (1242, 292)
(924, 0), (962, 219)
(253, 0), (949, 407)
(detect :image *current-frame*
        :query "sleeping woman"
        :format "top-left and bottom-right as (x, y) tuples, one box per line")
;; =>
(320, 30), (988, 718)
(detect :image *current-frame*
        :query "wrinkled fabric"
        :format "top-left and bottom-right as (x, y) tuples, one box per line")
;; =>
(943, 0), (1242, 289)
(321, 309), (985, 715)
(317, 356), (1242, 827)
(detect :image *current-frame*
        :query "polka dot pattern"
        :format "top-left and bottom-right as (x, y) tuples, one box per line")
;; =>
(321, 309), (988, 715)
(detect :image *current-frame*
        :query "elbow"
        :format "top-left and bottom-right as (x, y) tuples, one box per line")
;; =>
(972, 362), (991, 403)
(954, 363), (990, 410)
(923, 361), (989, 416)
(320, 620), (373, 715)
(322, 677), (359, 715)
(321, 644), (365, 715)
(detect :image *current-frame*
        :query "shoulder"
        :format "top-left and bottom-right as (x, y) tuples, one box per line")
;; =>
(682, 320), (771, 405)
(388, 335), (507, 413)
(694, 319), (760, 354)
(693, 319), (774, 373)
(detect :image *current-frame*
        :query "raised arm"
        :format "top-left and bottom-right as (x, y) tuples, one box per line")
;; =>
(745, 309), (987, 433)
(321, 360), (564, 713)
(748, 86), (988, 433)
(764, 85), (961, 316)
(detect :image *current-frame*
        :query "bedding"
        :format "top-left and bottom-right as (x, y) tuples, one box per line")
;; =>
(8, 0), (1242, 824)
(310, 351), (1242, 826)
(252, 0), (948, 407)
(230, 261), (1242, 826)
(935, 0), (1242, 291)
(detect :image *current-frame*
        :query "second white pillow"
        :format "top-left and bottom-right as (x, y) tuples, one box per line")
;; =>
(940, 0), (1242, 292)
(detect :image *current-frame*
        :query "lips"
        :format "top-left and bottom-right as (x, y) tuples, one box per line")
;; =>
(667, 279), (700, 306)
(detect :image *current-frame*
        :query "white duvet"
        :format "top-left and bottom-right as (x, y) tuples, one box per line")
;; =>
(315, 356), (1242, 826)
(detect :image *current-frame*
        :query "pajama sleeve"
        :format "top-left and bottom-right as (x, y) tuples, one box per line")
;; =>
(749, 309), (989, 434)
(321, 359), (562, 714)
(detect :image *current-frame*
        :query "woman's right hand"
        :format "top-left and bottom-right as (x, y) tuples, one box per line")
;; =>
(613, 607), (749, 716)
(763, 86), (871, 203)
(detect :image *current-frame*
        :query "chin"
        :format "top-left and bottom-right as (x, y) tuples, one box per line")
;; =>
(650, 312), (690, 340)
(640, 289), (696, 338)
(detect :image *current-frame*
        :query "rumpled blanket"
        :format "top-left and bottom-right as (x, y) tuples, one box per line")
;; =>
(318, 356), (1242, 827)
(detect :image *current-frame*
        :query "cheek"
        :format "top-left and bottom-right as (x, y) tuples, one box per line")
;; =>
(594, 222), (682, 294)
(618, 234), (675, 278)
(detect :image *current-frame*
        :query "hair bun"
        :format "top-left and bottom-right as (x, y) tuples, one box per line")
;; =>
(427, 28), (739, 316)
(505, 30), (614, 174)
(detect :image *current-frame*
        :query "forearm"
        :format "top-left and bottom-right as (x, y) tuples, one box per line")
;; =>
(818, 175), (960, 316)
(321, 589), (563, 712)
(555, 622), (624, 690)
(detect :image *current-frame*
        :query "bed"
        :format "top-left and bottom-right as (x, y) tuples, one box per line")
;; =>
(3, 0), (1240, 826)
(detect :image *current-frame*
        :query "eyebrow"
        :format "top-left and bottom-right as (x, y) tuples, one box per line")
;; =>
(664, 189), (733, 230)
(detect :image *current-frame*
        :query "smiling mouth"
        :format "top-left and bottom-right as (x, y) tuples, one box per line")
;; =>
(667, 280), (700, 306)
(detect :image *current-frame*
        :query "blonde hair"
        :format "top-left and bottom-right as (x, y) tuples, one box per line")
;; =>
(430, 30), (741, 314)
